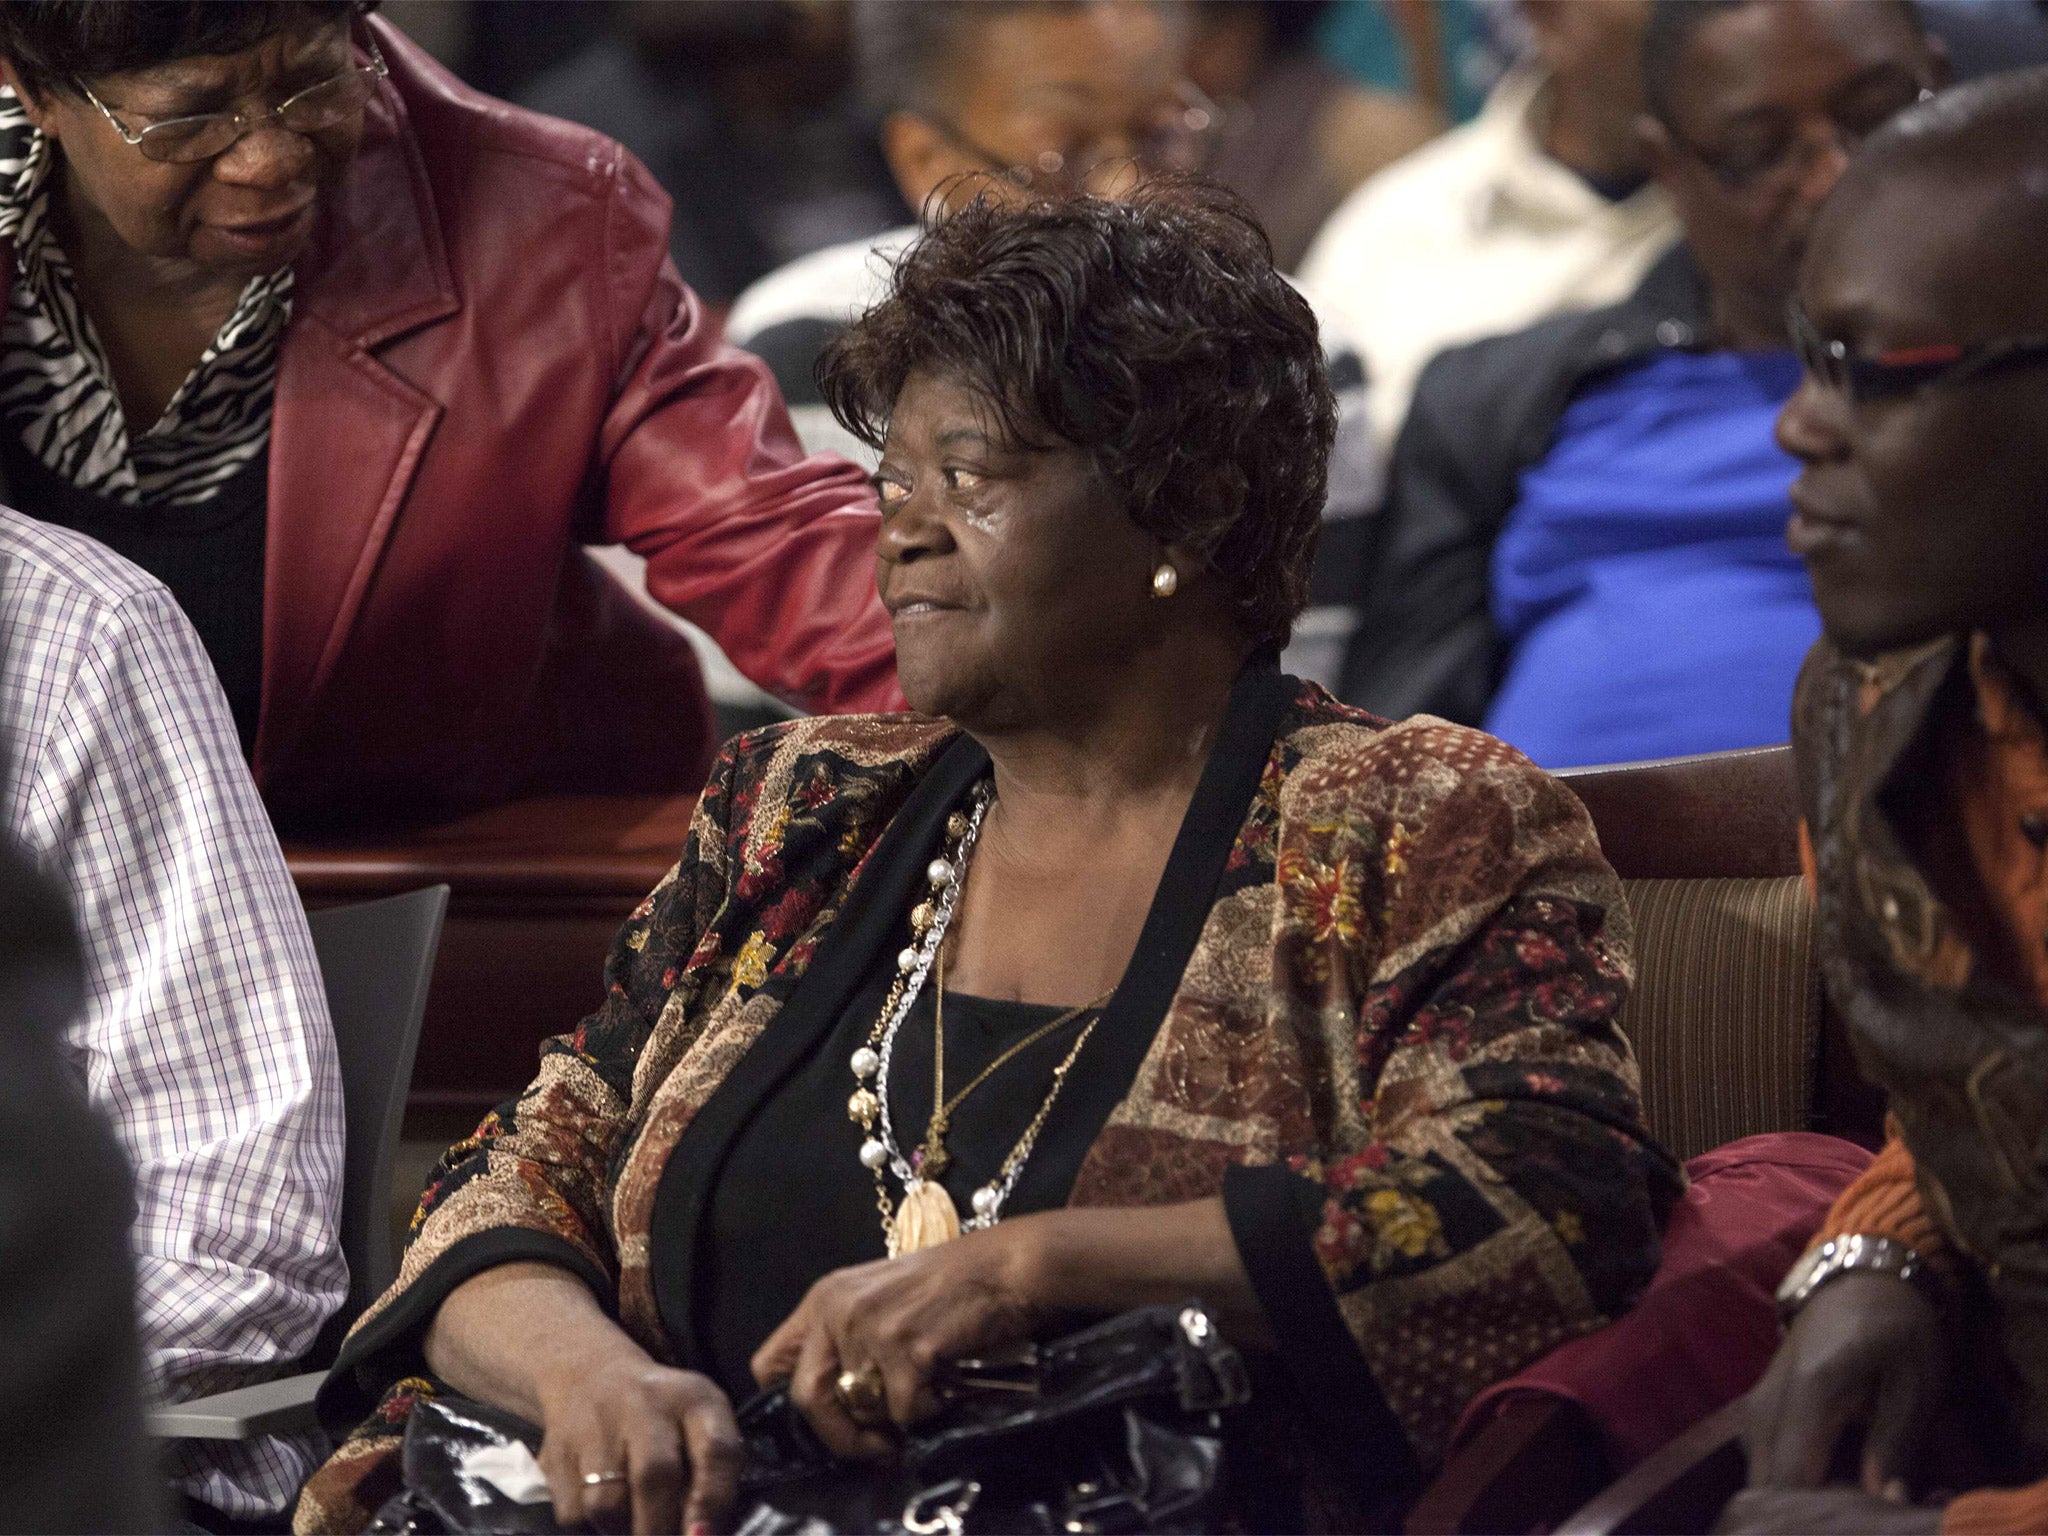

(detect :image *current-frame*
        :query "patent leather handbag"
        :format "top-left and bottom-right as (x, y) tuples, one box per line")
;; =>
(367, 1303), (1249, 1535)
(733, 1302), (1251, 1535)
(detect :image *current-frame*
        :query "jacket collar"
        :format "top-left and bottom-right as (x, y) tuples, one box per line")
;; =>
(1833, 635), (1978, 987)
(290, 15), (459, 350)
(1573, 242), (1715, 369)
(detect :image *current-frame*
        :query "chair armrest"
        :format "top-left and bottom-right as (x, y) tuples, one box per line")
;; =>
(147, 1370), (326, 1440)
(1556, 1394), (1748, 1535)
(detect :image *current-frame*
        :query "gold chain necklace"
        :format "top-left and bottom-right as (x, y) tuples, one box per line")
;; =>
(848, 783), (1112, 1255)
(915, 943), (1112, 1181)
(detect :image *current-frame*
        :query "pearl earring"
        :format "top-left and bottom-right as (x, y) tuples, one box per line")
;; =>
(1150, 563), (1178, 598)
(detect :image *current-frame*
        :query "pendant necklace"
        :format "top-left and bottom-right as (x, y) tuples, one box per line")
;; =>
(847, 781), (1111, 1256)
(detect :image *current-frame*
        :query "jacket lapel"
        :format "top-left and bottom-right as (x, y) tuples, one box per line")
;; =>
(1015, 657), (1291, 1213)
(650, 732), (991, 1366)
(257, 17), (459, 782)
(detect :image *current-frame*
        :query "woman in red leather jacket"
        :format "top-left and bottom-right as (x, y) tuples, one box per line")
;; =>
(0, 1), (900, 832)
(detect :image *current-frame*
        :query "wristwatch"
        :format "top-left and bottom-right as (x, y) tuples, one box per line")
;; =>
(1775, 1233), (1930, 1323)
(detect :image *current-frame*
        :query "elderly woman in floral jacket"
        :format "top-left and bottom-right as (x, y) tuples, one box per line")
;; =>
(298, 181), (1681, 1535)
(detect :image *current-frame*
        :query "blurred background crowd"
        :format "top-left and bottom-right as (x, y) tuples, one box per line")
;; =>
(369, 0), (2048, 749)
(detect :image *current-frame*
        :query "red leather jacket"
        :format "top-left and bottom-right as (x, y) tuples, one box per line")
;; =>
(15, 21), (899, 831)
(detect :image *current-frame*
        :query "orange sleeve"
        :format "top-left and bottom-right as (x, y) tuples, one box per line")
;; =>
(1811, 1130), (1948, 1256)
(1943, 1479), (2048, 1533)
(1800, 819), (1819, 904)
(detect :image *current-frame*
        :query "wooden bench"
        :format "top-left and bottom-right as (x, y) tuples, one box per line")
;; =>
(286, 794), (697, 1113)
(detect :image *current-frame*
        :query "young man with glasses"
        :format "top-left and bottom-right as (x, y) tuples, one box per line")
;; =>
(1726, 65), (2048, 1536)
(1338, 0), (1946, 771)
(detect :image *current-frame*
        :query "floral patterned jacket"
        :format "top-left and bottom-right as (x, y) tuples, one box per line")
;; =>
(297, 672), (1680, 1532)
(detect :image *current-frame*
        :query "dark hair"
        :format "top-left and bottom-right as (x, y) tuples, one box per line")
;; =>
(0, 1), (370, 100)
(819, 176), (1335, 647)
(1641, 0), (1924, 127)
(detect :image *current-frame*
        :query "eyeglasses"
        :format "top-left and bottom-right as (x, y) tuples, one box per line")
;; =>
(920, 81), (1220, 193)
(1671, 78), (1934, 194)
(75, 32), (387, 164)
(1788, 300), (2048, 403)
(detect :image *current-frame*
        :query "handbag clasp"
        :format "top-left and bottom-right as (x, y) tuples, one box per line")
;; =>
(903, 1478), (982, 1536)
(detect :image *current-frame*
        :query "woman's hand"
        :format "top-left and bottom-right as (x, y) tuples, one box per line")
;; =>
(424, 1262), (742, 1535)
(748, 1199), (1266, 1460)
(531, 1350), (743, 1536)
(750, 1219), (1048, 1458)
(1743, 1272), (1947, 1495)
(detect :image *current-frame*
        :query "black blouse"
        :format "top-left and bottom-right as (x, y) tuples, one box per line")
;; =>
(0, 432), (267, 753)
(694, 963), (1097, 1399)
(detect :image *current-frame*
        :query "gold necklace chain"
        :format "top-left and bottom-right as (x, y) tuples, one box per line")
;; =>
(918, 942), (1112, 1179)
(847, 782), (1114, 1253)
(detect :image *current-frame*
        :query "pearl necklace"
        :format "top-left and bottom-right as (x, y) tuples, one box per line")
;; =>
(848, 782), (1105, 1256)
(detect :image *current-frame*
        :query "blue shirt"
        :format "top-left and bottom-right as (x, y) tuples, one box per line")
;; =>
(1483, 349), (1818, 769)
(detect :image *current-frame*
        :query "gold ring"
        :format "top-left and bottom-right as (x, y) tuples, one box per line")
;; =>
(581, 1469), (628, 1487)
(833, 1362), (890, 1427)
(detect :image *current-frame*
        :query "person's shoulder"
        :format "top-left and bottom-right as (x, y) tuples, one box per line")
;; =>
(0, 511), (214, 762)
(727, 226), (919, 347)
(378, 22), (652, 209)
(1424, 298), (1617, 384)
(1400, 293), (1624, 446)
(0, 507), (172, 622)
(1282, 685), (1532, 775)
(694, 712), (961, 853)
(1276, 679), (1572, 819)
(1339, 111), (1494, 210)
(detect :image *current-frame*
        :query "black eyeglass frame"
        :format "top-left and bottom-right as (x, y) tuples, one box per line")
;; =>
(74, 27), (388, 165)
(1665, 82), (1936, 195)
(915, 82), (1219, 194)
(1788, 300), (2048, 403)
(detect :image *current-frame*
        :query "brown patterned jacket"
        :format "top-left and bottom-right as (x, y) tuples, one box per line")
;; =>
(297, 671), (1680, 1531)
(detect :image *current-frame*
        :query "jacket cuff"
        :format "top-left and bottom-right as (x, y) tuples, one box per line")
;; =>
(1813, 1135), (1949, 1259)
(315, 1228), (611, 1439)
(1222, 1163), (1421, 1498)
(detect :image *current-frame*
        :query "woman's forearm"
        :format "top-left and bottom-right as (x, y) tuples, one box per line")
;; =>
(423, 1261), (649, 1422)
(1015, 1198), (1274, 1349)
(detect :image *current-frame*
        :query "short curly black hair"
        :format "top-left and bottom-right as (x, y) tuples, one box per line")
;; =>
(818, 176), (1335, 647)
(0, 1), (372, 101)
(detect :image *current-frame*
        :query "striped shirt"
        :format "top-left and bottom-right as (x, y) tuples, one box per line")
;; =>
(0, 508), (345, 1517)
(0, 90), (290, 507)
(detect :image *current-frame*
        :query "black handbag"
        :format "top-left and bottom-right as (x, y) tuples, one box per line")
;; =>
(368, 1303), (1249, 1535)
